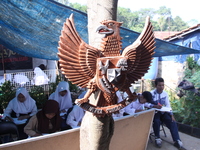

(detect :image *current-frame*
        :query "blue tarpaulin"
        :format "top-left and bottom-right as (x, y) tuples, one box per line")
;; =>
(160, 30), (200, 63)
(0, 0), (200, 60)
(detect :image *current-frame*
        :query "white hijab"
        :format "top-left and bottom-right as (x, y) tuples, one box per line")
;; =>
(49, 81), (73, 111)
(12, 87), (36, 115)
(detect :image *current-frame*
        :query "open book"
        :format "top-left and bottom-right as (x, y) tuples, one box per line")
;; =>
(155, 106), (172, 112)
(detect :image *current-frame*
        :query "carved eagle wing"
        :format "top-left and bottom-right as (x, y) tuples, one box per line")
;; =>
(58, 14), (100, 87)
(121, 16), (156, 83)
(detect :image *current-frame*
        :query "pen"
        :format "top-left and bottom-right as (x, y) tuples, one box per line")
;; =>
(158, 103), (162, 106)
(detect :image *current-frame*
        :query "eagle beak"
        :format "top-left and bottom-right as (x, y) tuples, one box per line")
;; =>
(96, 25), (114, 35)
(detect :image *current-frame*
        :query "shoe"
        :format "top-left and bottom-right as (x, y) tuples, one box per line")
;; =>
(174, 140), (183, 149)
(155, 138), (162, 148)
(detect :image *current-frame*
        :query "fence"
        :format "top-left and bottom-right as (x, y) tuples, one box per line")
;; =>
(0, 69), (58, 91)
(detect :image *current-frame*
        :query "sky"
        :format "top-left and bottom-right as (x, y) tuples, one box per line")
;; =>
(68, 0), (200, 23)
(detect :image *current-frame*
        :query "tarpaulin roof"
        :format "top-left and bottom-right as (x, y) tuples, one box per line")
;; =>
(160, 26), (200, 63)
(0, 0), (200, 60)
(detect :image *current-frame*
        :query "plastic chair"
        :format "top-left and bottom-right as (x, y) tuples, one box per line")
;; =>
(0, 121), (19, 144)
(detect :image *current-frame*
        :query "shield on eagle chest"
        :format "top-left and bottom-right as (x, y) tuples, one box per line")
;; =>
(97, 56), (128, 89)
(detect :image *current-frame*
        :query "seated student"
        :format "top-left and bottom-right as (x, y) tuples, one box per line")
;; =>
(24, 100), (62, 137)
(67, 91), (86, 129)
(67, 105), (85, 129)
(49, 81), (73, 129)
(112, 91), (125, 118)
(150, 77), (183, 149)
(2, 87), (37, 139)
(124, 91), (152, 115)
(49, 81), (73, 113)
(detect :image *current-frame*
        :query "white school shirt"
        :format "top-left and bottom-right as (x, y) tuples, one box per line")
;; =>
(112, 91), (125, 118)
(66, 91), (86, 128)
(150, 89), (172, 109)
(67, 105), (85, 128)
(3, 87), (37, 119)
(124, 99), (146, 115)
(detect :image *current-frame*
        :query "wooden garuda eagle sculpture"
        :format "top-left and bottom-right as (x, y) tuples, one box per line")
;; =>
(58, 14), (155, 116)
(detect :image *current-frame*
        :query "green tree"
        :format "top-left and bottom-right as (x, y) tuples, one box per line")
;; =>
(157, 16), (167, 31)
(54, 0), (69, 6)
(133, 8), (156, 32)
(137, 8), (156, 21)
(117, 7), (139, 30)
(171, 16), (189, 31)
(156, 6), (171, 31)
(70, 3), (87, 13)
(171, 56), (200, 128)
(0, 81), (16, 109)
(56, 1), (190, 33)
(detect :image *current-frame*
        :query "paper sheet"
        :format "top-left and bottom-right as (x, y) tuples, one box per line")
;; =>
(155, 107), (172, 112)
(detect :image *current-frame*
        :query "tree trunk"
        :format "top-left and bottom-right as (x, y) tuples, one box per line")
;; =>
(87, 0), (118, 45)
(80, 1), (118, 150)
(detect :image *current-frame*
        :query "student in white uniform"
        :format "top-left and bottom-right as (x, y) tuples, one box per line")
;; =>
(2, 87), (37, 139)
(3, 87), (37, 121)
(67, 91), (86, 129)
(150, 77), (183, 149)
(112, 91), (125, 119)
(49, 81), (73, 130)
(49, 81), (73, 113)
(124, 91), (152, 115)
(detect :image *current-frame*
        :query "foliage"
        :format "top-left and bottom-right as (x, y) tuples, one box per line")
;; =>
(171, 56), (200, 128)
(29, 86), (48, 109)
(117, 7), (139, 30)
(0, 74), (79, 110)
(185, 56), (198, 70)
(119, 6), (190, 32)
(0, 81), (16, 109)
(29, 74), (64, 109)
(48, 74), (63, 95)
(172, 91), (200, 128)
(183, 57), (200, 87)
(171, 16), (189, 31)
(69, 3), (87, 13)
(54, 0), (69, 6)
(68, 81), (79, 92)
(188, 70), (200, 89)
(61, 1), (191, 32)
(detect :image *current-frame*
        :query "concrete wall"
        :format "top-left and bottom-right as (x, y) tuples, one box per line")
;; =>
(157, 61), (185, 90)
(0, 109), (155, 150)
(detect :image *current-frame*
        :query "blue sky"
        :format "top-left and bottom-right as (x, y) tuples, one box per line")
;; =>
(69, 0), (200, 23)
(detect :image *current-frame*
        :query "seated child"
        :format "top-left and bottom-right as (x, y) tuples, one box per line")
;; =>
(66, 91), (86, 129)
(49, 81), (73, 129)
(112, 91), (125, 118)
(124, 91), (152, 115)
(24, 100), (62, 137)
(3, 87), (37, 121)
(2, 87), (37, 139)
